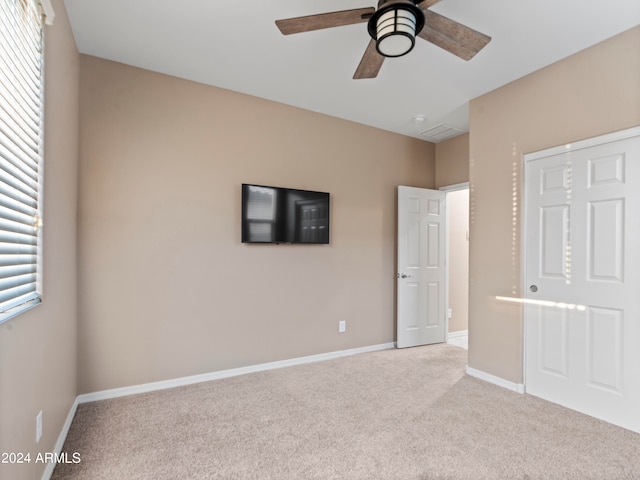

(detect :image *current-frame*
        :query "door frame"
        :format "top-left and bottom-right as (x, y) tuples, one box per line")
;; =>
(522, 125), (640, 390)
(439, 182), (470, 344)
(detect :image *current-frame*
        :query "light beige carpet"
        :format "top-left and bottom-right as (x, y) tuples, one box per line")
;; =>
(52, 344), (639, 479)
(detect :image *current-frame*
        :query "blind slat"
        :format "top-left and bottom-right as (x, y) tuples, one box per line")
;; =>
(0, 203), (36, 225)
(0, 253), (36, 267)
(0, 179), (37, 210)
(0, 135), (40, 173)
(0, 100), (42, 152)
(0, 75), (41, 131)
(0, 9), (42, 78)
(0, 230), (37, 245)
(0, 190), (37, 217)
(0, 242), (37, 255)
(0, 55), (41, 116)
(0, 263), (36, 279)
(0, 53), (42, 106)
(0, 216), (37, 236)
(0, 157), (39, 194)
(0, 289), (39, 314)
(0, 272), (37, 295)
(0, 280), (37, 308)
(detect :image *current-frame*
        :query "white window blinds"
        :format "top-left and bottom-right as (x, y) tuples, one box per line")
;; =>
(0, 0), (44, 321)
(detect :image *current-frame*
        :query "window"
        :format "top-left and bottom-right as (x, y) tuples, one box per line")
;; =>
(0, 0), (45, 323)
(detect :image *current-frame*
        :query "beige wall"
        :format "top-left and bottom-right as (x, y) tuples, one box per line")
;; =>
(77, 56), (435, 393)
(447, 188), (469, 333)
(0, 2), (79, 479)
(435, 133), (469, 188)
(468, 26), (640, 383)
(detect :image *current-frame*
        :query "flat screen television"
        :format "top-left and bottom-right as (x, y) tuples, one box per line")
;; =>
(241, 184), (330, 244)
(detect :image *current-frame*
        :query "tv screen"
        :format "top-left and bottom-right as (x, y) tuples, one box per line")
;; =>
(242, 184), (330, 244)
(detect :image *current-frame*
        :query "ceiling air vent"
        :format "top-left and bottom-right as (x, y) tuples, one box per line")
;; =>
(419, 123), (463, 143)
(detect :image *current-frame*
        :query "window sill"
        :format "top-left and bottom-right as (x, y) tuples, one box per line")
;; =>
(0, 297), (42, 326)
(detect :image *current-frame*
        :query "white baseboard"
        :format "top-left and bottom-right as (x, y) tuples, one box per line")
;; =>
(41, 396), (79, 480)
(77, 342), (396, 404)
(447, 330), (468, 339)
(465, 366), (525, 394)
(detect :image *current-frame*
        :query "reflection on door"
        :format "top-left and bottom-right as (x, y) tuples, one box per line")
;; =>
(296, 201), (328, 243)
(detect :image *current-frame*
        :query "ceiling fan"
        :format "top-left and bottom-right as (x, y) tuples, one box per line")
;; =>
(275, 0), (491, 79)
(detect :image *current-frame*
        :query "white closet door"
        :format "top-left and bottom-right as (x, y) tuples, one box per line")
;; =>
(525, 128), (640, 433)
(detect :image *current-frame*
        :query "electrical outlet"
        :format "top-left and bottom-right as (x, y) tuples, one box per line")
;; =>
(447, 308), (453, 319)
(338, 320), (346, 333)
(36, 410), (42, 443)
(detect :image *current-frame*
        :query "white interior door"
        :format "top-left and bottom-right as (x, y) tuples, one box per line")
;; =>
(397, 186), (446, 348)
(524, 128), (640, 433)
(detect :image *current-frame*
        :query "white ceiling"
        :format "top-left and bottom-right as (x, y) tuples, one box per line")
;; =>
(62, 0), (640, 142)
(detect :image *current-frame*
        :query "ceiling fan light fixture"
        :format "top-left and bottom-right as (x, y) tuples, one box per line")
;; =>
(368, 0), (425, 58)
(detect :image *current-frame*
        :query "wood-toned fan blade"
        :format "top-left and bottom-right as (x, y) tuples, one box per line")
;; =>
(353, 39), (385, 79)
(418, 0), (443, 9)
(276, 8), (375, 35)
(418, 10), (491, 60)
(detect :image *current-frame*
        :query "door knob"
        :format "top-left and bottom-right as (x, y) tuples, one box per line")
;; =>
(400, 273), (411, 279)
(530, 285), (538, 292)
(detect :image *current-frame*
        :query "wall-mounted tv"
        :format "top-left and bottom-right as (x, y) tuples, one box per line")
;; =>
(241, 184), (330, 244)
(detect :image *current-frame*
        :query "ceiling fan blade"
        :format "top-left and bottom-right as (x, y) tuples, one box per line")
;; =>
(418, 10), (491, 60)
(418, 0), (444, 8)
(276, 8), (375, 35)
(353, 39), (385, 79)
